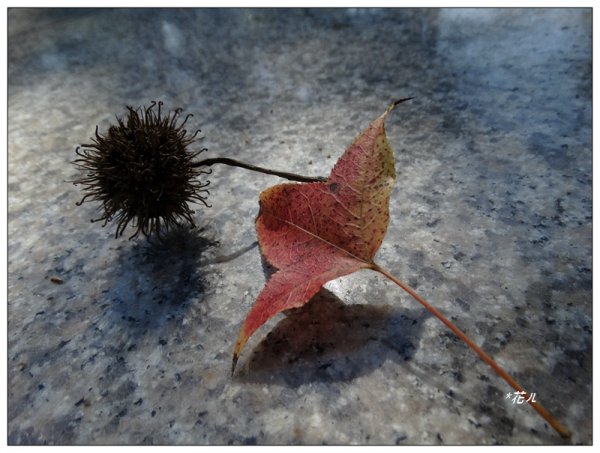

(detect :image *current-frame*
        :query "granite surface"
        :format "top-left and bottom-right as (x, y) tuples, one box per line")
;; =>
(7, 8), (592, 445)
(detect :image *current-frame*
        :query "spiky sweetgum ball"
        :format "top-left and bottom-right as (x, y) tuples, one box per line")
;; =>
(73, 101), (211, 239)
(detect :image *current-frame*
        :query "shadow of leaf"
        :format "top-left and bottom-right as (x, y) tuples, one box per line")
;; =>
(237, 288), (428, 387)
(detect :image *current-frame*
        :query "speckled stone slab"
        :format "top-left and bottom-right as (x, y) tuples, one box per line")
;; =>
(8, 8), (591, 445)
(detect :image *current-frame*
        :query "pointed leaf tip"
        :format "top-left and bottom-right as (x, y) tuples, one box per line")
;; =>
(387, 97), (415, 114)
(231, 354), (238, 376)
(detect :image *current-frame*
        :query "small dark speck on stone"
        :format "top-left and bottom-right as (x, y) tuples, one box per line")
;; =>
(453, 251), (466, 261)
(500, 416), (515, 432)
(151, 410), (157, 417)
(455, 297), (470, 312)
(395, 435), (408, 444)
(516, 317), (529, 328)
(470, 417), (483, 428)
(159, 338), (167, 346)
(134, 398), (143, 406)
(426, 218), (440, 227)
(452, 370), (464, 382)
(479, 403), (492, 413)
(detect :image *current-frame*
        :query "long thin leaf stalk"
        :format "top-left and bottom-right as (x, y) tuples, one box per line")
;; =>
(193, 157), (327, 183)
(192, 97), (415, 183)
(371, 263), (571, 439)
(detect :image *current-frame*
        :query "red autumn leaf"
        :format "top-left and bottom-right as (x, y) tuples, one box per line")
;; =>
(232, 99), (409, 371)
(230, 100), (571, 439)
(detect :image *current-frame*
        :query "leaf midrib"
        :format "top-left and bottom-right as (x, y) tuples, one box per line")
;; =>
(263, 210), (374, 268)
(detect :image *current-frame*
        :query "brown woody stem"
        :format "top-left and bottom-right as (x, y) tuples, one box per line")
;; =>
(193, 157), (327, 183)
(371, 263), (571, 439)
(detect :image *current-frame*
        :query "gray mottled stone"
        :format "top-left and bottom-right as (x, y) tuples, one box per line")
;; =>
(8, 8), (591, 445)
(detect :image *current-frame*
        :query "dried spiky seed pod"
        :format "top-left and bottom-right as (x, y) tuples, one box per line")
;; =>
(73, 101), (211, 239)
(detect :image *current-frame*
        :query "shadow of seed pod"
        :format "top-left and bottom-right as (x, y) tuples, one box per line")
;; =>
(73, 101), (212, 239)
